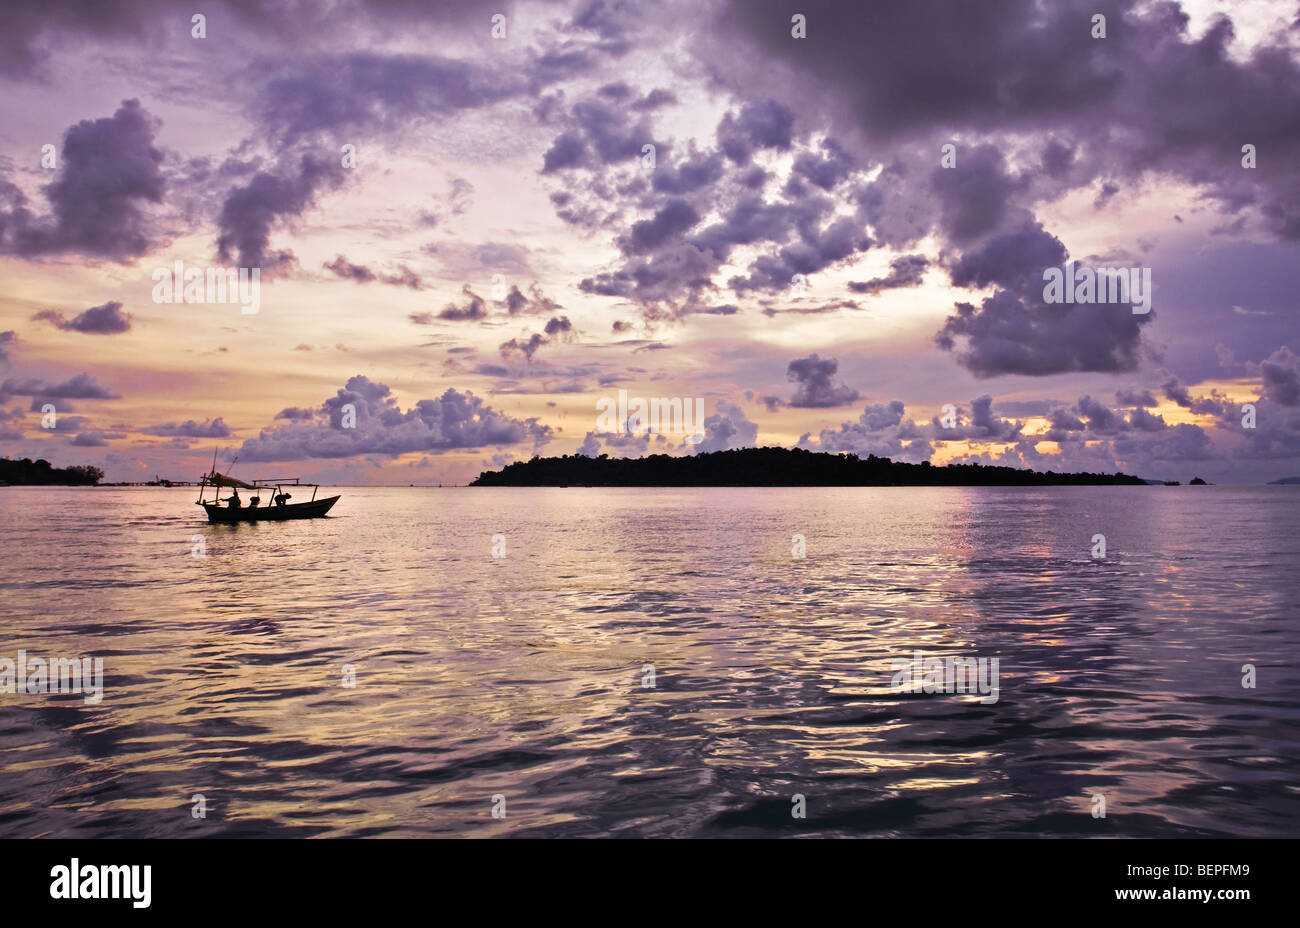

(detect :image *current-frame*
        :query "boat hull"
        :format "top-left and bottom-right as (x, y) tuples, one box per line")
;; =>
(202, 495), (340, 523)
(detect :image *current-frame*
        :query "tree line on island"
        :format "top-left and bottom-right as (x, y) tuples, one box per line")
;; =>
(471, 447), (1152, 487)
(0, 457), (104, 486)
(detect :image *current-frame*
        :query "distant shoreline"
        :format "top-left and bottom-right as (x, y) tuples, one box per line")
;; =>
(471, 447), (1152, 488)
(0, 457), (103, 487)
(5, 449), (1294, 488)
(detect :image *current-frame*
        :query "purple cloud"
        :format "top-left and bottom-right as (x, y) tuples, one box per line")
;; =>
(33, 301), (132, 335)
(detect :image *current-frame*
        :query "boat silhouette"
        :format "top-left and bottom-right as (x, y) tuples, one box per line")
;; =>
(196, 467), (339, 523)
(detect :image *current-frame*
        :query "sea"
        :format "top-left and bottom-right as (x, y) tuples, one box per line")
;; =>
(1, 485), (1297, 837)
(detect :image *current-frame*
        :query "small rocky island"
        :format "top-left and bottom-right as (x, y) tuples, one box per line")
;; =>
(472, 447), (1148, 487)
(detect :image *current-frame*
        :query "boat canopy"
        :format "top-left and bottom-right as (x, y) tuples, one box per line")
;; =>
(203, 471), (254, 489)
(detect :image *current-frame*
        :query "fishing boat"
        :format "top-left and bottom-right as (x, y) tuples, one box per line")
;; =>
(196, 467), (339, 523)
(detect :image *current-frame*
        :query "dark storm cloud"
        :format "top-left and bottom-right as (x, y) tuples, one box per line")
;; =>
(0, 0), (154, 76)
(542, 133), (589, 173)
(1127, 406), (1168, 432)
(505, 287), (529, 315)
(494, 315), (576, 362)
(216, 152), (346, 272)
(324, 255), (424, 289)
(691, 194), (828, 264)
(544, 316), (573, 337)
(650, 150), (726, 195)
(0, 100), (164, 262)
(1116, 388), (1158, 408)
(624, 199), (701, 254)
(256, 52), (527, 146)
(786, 354), (860, 408)
(704, 0), (1300, 378)
(409, 285), (489, 323)
(920, 391), (1236, 477)
(1253, 346), (1300, 407)
(500, 333), (548, 361)
(597, 82), (632, 102)
(1233, 399), (1300, 463)
(141, 418), (232, 438)
(760, 295), (859, 315)
(0, 0), (501, 77)
(713, 0), (1119, 138)
(928, 145), (1026, 245)
(790, 137), (855, 191)
(930, 395), (1023, 442)
(1130, 423), (1214, 462)
(729, 215), (871, 294)
(0, 372), (118, 399)
(710, 0), (1300, 203)
(237, 375), (552, 461)
(1045, 405), (1086, 436)
(33, 301), (132, 335)
(680, 303), (740, 316)
(945, 220), (1067, 294)
(569, 0), (640, 48)
(501, 283), (562, 316)
(848, 254), (928, 295)
(324, 255), (377, 283)
(70, 431), (112, 447)
(797, 399), (932, 463)
(692, 401), (758, 454)
(717, 99), (795, 164)
(27, 397), (68, 412)
(549, 89), (876, 312)
(797, 390), (1223, 476)
(579, 243), (718, 305)
(541, 97), (651, 174)
(1040, 392), (1185, 444)
(1159, 371), (1232, 416)
(936, 289), (1154, 378)
(632, 88), (677, 111)
(1076, 394), (1121, 434)
(576, 428), (653, 458)
(990, 399), (1061, 418)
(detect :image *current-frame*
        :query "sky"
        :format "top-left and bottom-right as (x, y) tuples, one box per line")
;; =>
(1, 0), (1298, 484)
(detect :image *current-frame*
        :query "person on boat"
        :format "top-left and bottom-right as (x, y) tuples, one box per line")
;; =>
(274, 492), (291, 507)
(224, 489), (242, 508)
(248, 496), (260, 508)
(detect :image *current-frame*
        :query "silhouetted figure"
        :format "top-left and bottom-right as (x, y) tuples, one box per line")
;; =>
(224, 489), (242, 509)
(248, 496), (260, 508)
(275, 492), (291, 507)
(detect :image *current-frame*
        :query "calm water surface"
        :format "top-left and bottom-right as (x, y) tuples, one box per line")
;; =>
(1, 485), (1297, 837)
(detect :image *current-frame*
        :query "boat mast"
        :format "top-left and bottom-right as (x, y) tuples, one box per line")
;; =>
(197, 447), (218, 504)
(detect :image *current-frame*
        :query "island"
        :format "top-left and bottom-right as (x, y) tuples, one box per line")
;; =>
(471, 447), (1148, 487)
(0, 457), (104, 486)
